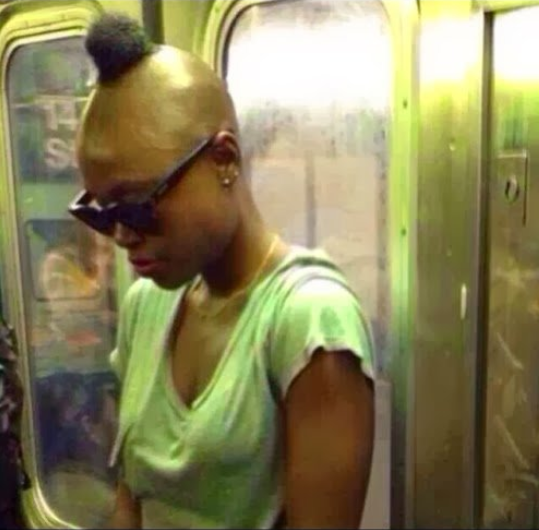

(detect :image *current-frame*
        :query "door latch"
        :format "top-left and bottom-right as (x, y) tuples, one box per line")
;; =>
(497, 150), (528, 225)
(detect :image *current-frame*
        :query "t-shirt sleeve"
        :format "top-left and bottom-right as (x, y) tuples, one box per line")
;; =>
(268, 277), (375, 399)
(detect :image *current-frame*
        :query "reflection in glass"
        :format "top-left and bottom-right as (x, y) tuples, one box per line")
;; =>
(226, 0), (391, 374)
(7, 38), (118, 527)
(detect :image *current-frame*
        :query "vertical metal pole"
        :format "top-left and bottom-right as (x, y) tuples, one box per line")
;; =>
(142, 0), (164, 44)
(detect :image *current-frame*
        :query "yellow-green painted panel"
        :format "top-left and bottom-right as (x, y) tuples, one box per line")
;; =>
(96, 0), (141, 21)
(162, 0), (214, 55)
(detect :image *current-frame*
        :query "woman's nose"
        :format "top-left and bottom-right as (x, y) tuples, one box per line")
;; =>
(112, 223), (143, 249)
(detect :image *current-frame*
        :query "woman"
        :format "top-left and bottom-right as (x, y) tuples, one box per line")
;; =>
(70, 13), (376, 529)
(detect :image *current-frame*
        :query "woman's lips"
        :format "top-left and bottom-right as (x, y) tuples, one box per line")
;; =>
(129, 258), (161, 276)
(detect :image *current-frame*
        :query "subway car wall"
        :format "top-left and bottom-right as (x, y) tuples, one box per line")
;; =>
(0, 0), (538, 528)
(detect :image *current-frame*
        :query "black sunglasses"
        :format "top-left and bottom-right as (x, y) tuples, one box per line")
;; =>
(68, 136), (214, 236)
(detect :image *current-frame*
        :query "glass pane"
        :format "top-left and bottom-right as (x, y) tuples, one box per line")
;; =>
(6, 37), (118, 527)
(225, 0), (391, 373)
(225, 3), (392, 528)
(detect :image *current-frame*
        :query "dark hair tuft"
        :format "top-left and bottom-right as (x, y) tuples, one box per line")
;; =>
(85, 12), (155, 83)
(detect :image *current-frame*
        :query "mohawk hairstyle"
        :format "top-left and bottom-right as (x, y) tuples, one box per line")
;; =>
(85, 12), (155, 83)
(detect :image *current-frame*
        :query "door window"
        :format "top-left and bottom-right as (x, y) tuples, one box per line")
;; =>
(224, 0), (392, 373)
(6, 36), (118, 527)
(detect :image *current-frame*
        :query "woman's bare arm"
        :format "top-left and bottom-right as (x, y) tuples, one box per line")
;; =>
(105, 480), (141, 529)
(284, 349), (375, 529)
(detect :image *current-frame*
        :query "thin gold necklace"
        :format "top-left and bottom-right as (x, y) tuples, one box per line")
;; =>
(189, 234), (280, 319)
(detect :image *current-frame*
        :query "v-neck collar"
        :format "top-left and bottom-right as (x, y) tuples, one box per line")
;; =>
(158, 245), (325, 415)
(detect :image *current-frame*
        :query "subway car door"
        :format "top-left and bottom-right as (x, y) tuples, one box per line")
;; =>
(483, 6), (539, 528)
(0, 2), (137, 528)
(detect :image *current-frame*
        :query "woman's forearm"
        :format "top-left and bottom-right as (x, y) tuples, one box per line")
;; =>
(104, 481), (141, 529)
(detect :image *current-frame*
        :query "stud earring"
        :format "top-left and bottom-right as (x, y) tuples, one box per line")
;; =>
(221, 168), (239, 189)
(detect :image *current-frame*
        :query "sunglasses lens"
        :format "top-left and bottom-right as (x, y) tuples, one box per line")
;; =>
(116, 203), (156, 233)
(70, 202), (157, 236)
(70, 207), (115, 236)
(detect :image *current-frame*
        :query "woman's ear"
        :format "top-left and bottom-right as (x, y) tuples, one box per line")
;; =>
(210, 131), (241, 167)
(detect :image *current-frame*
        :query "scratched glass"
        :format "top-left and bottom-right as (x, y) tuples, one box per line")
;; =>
(6, 37), (118, 527)
(225, 2), (391, 526)
(226, 0), (391, 374)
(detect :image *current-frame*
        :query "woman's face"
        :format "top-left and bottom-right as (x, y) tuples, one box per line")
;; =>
(80, 141), (241, 290)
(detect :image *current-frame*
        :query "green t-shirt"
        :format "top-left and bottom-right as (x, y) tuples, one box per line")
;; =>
(109, 245), (375, 529)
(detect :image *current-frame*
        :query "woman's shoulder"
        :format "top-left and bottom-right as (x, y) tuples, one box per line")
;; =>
(269, 244), (351, 298)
